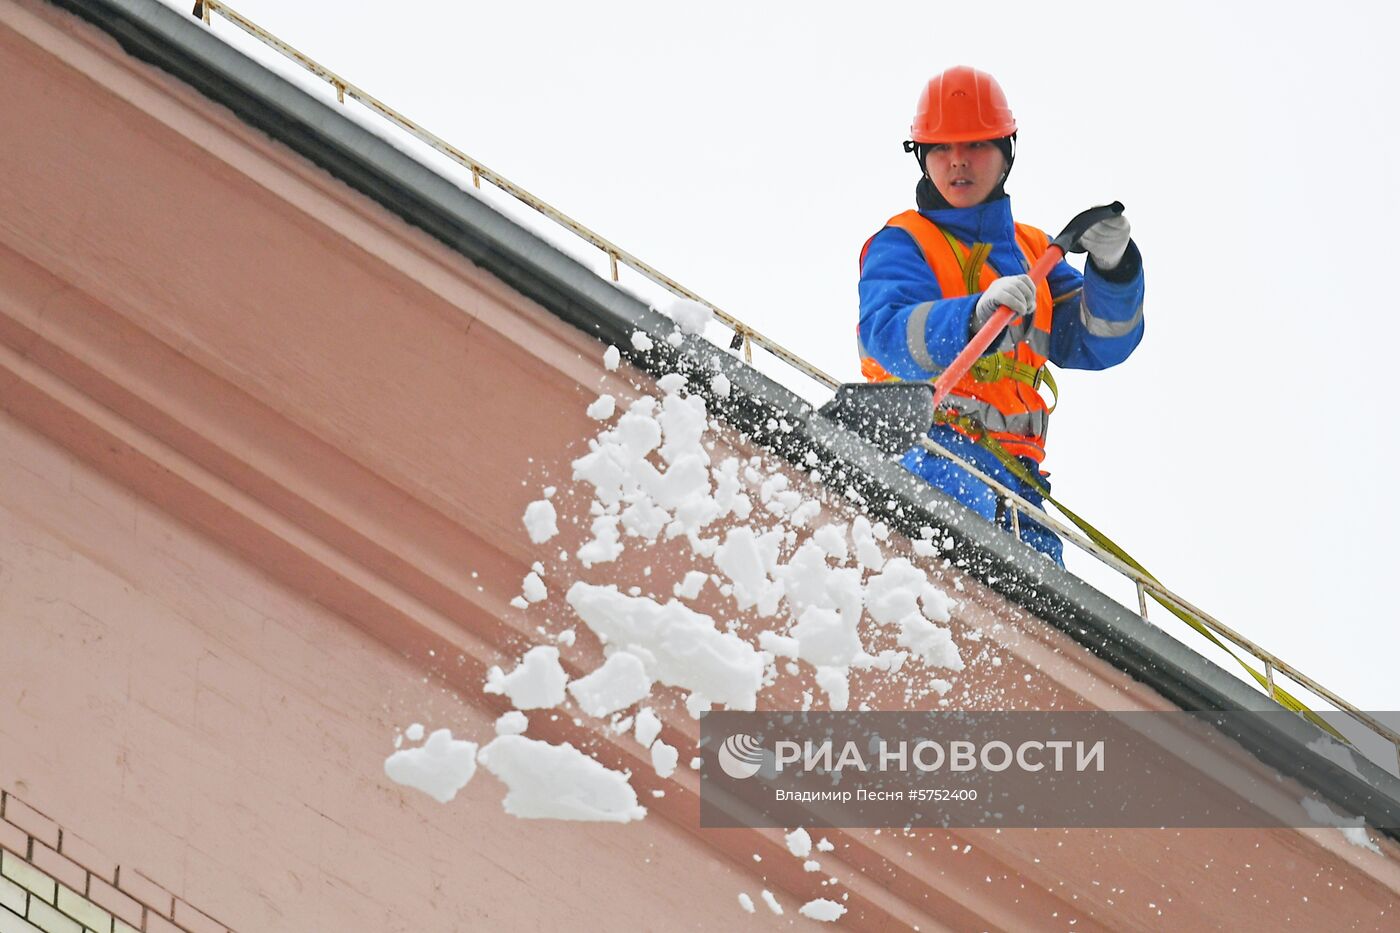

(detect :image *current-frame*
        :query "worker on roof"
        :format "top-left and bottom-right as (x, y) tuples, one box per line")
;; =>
(858, 66), (1145, 563)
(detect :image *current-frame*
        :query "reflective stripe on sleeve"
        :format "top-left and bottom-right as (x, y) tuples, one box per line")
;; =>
(1079, 297), (1144, 338)
(906, 301), (938, 372)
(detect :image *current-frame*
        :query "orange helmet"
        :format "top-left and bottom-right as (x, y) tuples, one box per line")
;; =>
(910, 66), (1017, 143)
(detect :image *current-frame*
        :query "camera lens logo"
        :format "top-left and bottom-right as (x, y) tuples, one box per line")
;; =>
(718, 733), (765, 780)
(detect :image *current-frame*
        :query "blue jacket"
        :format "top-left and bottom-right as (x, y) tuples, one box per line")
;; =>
(858, 196), (1145, 379)
(857, 196), (1146, 563)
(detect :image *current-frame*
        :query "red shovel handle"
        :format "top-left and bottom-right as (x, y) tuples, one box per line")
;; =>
(929, 244), (1064, 411)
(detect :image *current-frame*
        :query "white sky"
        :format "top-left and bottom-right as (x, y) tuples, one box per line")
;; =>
(174, 0), (1400, 713)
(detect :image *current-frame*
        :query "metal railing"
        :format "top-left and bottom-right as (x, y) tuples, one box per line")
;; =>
(190, 1), (1400, 766)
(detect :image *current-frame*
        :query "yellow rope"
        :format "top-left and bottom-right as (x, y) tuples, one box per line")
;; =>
(933, 409), (1345, 741)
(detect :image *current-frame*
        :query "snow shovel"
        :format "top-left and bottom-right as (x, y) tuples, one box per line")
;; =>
(818, 201), (1125, 456)
(816, 382), (937, 458)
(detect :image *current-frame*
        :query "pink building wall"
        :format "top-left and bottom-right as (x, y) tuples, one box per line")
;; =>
(0, 1), (1396, 929)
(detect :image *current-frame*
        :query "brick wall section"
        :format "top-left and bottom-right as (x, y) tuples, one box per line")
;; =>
(0, 791), (232, 933)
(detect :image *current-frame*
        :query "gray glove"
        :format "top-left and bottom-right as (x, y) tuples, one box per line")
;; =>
(1079, 214), (1131, 271)
(972, 274), (1036, 333)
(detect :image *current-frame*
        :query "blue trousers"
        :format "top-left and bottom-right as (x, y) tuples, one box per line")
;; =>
(900, 425), (1064, 564)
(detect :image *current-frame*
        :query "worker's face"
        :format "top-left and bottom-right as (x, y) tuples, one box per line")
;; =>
(924, 141), (1008, 209)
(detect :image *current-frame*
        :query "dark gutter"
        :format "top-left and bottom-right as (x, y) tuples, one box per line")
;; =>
(49, 0), (1400, 834)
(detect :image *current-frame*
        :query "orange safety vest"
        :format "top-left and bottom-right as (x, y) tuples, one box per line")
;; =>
(858, 210), (1058, 463)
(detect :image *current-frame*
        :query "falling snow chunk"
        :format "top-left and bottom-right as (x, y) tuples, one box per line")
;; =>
(658, 394), (710, 466)
(851, 515), (886, 570)
(602, 345), (621, 370)
(523, 499), (559, 544)
(662, 297), (714, 335)
(586, 394), (616, 420)
(383, 728), (478, 804)
(921, 583), (953, 623)
(405, 723), (425, 741)
(634, 707), (662, 747)
(567, 652), (654, 717)
(510, 596), (529, 610)
(803, 860), (822, 872)
(816, 837), (834, 852)
(791, 607), (864, 668)
(621, 497), (670, 541)
(657, 372), (688, 394)
(785, 827), (813, 857)
(767, 490), (803, 518)
(673, 570), (708, 600)
(630, 331), (655, 351)
(870, 649), (908, 674)
(484, 645), (569, 710)
(800, 899), (847, 922)
(651, 739), (679, 778)
(760, 890), (783, 915)
(577, 514), (624, 566)
(815, 666), (850, 711)
(863, 559), (928, 624)
(522, 571), (547, 603)
(566, 582), (764, 709)
(713, 527), (785, 617)
(495, 711), (528, 735)
(738, 893), (755, 913)
(897, 615), (964, 670)
(813, 523), (849, 561)
(710, 373), (731, 398)
(759, 631), (799, 657)
(790, 499), (823, 527)
(477, 735), (646, 823)
(685, 692), (712, 718)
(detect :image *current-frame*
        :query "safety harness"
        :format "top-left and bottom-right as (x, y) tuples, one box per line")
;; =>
(929, 222), (1060, 410)
(859, 211), (1067, 463)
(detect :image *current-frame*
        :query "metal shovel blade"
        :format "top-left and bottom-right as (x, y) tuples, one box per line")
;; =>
(816, 383), (934, 458)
